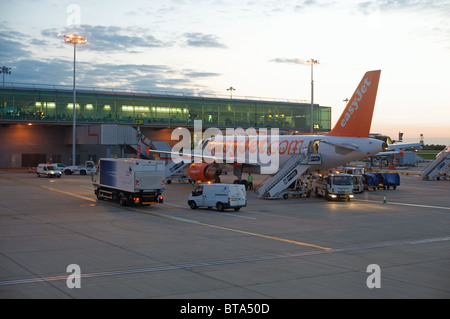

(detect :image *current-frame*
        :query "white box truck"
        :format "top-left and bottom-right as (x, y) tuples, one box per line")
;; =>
(307, 173), (354, 201)
(188, 183), (247, 212)
(92, 158), (165, 206)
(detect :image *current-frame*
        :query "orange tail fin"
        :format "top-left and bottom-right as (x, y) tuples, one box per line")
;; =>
(327, 70), (381, 138)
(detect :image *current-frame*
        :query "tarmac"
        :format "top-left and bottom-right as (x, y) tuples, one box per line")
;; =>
(0, 164), (449, 299)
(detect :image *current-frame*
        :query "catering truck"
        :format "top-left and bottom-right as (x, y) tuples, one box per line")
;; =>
(307, 173), (354, 201)
(92, 158), (165, 206)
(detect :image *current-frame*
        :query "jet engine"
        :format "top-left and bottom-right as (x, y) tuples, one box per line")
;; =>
(188, 163), (221, 183)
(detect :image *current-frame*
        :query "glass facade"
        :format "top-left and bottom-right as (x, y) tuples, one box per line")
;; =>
(0, 86), (331, 131)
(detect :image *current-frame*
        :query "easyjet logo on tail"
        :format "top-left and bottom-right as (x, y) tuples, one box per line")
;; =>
(340, 77), (372, 128)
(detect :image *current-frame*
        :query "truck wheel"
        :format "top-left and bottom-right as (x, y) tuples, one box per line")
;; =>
(119, 194), (128, 206)
(37, 173), (40, 177)
(216, 202), (224, 212)
(188, 201), (197, 209)
(80, 170), (86, 175)
(283, 194), (289, 200)
(64, 169), (72, 175)
(234, 207), (241, 211)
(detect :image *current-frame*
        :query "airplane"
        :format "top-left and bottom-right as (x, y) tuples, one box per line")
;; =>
(368, 133), (424, 156)
(183, 70), (388, 185)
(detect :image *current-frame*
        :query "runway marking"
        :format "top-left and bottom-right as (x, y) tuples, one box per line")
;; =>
(163, 202), (188, 209)
(0, 176), (96, 202)
(210, 212), (256, 219)
(356, 199), (450, 211)
(116, 205), (327, 249)
(2, 236), (449, 287)
(0, 176), (327, 250)
(163, 202), (256, 219)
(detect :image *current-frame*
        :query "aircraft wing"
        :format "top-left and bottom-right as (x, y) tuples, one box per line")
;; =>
(386, 142), (423, 151)
(320, 140), (361, 155)
(374, 151), (402, 156)
(320, 140), (361, 151)
(148, 148), (257, 165)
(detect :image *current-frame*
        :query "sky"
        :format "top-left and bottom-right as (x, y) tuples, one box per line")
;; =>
(1, 0), (450, 145)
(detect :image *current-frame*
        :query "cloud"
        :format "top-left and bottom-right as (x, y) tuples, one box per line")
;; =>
(0, 27), (34, 61)
(5, 56), (218, 95)
(0, 34), (31, 61)
(184, 71), (222, 78)
(0, 22), (222, 94)
(269, 58), (308, 65)
(357, 0), (447, 14)
(42, 25), (170, 53)
(183, 33), (227, 48)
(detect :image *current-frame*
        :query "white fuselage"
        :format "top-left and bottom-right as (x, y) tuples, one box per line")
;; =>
(202, 135), (385, 174)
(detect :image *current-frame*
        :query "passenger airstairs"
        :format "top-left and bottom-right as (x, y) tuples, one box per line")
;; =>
(255, 154), (312, 199)
(165, 158), (193, 180)
(135, 134), (192, 178)
(420, 146), (450, 181)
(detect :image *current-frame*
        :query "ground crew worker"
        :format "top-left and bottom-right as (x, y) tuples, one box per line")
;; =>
(248, 173), (253, 190)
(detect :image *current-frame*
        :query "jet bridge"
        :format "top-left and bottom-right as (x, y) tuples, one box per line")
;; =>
(420, 146), (450, 181)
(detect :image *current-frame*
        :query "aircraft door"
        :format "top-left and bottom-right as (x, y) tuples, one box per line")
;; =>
(308, 140), (320, 154)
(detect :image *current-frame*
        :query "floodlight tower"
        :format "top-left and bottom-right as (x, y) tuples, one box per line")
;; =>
(64, 34), (86, 166)
(306, 59), (319, 133)
(227, 86), (236, 99)
(0, 66), (12, 86)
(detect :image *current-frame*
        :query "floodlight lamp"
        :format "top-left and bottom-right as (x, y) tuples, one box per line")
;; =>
(63, 34), (87, 45)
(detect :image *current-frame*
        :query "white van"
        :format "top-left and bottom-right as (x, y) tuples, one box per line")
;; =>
(37, 163), (62, 178)
(188, 184), (247, 212)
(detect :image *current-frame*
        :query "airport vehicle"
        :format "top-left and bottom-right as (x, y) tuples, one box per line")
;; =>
(170, 71), (385, 197)
(52, 163), (66, 171)
(363, 173), (400, 190)
(271, 178), (309, 200)
(379, 173), (400, 190)
(188, 183), (246, 212)
(36, 163), (62, 178)
(352, 174), (365, 193)
(363, 173), (381, 191)
(92, 158), (165, 206)
(166, 171), (192, 184)
(64, 161), (96, 175)
(307, 173), (354, 201)
(343, 167), (365, 175)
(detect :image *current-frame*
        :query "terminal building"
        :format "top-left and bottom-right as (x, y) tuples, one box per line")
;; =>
(0, 84), (331, 168)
